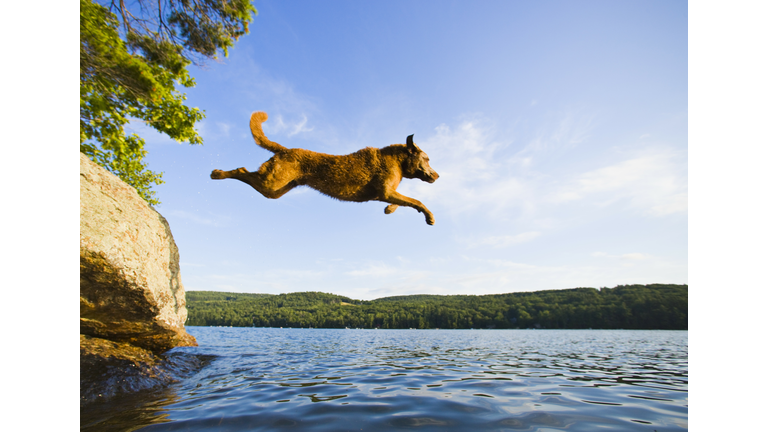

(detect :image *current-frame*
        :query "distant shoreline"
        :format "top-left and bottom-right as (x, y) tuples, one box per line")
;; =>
(186, 284), (688, 331)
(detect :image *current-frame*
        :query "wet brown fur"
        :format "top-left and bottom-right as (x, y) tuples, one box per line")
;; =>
(211, 112), (440, 225)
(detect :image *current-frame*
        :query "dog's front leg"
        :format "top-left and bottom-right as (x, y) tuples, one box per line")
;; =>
(382, 192), (435, 225)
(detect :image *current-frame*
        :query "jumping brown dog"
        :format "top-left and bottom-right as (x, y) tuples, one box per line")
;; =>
(211, 112), (440, 225)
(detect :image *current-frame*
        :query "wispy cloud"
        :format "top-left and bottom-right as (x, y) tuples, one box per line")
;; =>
(264, 113), (315, 137)
(515, 112), (595, 158)
(193, 119), (237, 142)
(398, 117), (523, 220)
(551, 113), (593, 147)
(399, 112), (594, 222)
(215, 121), (232, 137)
(181, 250), (683, 299)
(550, 148), (687, 216)
(216, 56), (323, 137)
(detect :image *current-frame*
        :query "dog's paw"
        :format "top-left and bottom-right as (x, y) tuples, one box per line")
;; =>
(384, 204), (399, 214)
(210, 169), (225, 179)
(426, 215), (435, 225)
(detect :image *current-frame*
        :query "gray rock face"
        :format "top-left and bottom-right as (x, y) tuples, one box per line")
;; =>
(80, 153), (197, 353)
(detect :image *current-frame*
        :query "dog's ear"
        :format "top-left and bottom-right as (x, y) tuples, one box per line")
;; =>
(406, 134), (420, 153)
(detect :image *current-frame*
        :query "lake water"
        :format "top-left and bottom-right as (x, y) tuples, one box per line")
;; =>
(81, 327), (687, 431)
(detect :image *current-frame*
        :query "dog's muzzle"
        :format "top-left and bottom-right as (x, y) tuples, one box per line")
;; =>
(425, 171), (439, 183)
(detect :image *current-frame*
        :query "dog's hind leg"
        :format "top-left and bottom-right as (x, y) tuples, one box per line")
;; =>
(211, 165), (297, 199)
(381, 192), (435, 225)
(211, 167), (248, 180)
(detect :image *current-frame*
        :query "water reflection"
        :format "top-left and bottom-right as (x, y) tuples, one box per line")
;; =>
(80, 386), (178, 432)
(80, 352), (214, 431)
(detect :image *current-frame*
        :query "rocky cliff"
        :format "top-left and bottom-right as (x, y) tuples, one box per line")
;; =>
(80, 153), (198, 402)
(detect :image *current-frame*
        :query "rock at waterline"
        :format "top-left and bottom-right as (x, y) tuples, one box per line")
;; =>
(80, 153), (197, 402)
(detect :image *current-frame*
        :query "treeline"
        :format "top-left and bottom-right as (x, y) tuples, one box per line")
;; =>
(185, 284), (687, 330)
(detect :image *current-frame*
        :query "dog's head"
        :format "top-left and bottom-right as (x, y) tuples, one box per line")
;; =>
(403, 134), (439, 183)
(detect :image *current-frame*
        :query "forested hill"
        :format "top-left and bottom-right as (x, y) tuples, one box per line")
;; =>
(185, 284), (687, 330)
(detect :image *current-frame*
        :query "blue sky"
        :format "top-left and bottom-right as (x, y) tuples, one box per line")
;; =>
(130, 0), (688, 300)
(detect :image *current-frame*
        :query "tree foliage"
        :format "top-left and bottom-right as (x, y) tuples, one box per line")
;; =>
(80, 0), (256, 205)
(185, 284), (688, 330)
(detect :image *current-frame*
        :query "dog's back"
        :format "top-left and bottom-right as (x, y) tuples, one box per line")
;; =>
(297, 147), (384, 202)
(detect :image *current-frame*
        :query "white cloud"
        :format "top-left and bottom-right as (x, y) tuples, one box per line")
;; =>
(550, 148), (688, 216)
(514, 112), (594, 158)
(397, 113), (686, 228)
(396, 112), (602, 222)
(397, 118), (525, 219)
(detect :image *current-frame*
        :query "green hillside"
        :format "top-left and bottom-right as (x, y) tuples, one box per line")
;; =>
(185, 284), (687, 330)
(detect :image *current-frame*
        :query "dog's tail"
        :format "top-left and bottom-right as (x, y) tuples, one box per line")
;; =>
(250, 112), (287, 153)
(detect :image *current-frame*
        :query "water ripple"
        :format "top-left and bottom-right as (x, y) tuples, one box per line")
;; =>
(82, 328), (687, 431)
